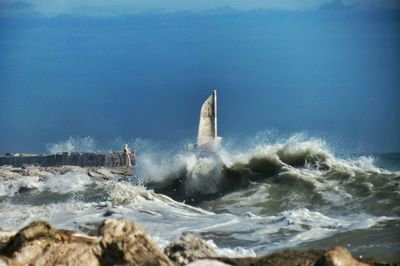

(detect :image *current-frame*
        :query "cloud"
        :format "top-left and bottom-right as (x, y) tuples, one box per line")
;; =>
(319, 0), (354, 10)
(344, 0), (400, 9)
(0, 1), (36, 16)
(0, 1), (33, 10)
(1, 0), (399, 17)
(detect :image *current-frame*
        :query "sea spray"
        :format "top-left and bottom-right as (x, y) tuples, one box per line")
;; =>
(1, 134), (399, 261)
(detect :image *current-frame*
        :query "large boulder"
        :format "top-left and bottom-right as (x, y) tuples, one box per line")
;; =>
(315, 246), (369, 266)
(1, 221), (63, 256)
(215, 249), (324, 266)
(214, 247), (373, 266)
(0, 219), (174, 266)
(98, 219), (173, 266)
(187, 259), (231, 266)
(0, 221), (100, 266)
(164, 233), (218, 266)
(12, 241), (99, 266)
(0, 232), (14, 251)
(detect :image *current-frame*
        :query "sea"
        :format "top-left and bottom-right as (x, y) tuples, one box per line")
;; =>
(0, 134), (399, 262)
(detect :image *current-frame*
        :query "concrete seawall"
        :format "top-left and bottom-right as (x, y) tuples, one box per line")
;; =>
(0, 152), (135, 167)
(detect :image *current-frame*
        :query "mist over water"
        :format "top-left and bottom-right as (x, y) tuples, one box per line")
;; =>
(1, 133), (400, 262)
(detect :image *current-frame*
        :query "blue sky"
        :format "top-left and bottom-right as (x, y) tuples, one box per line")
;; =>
(0, 1), (399, 153)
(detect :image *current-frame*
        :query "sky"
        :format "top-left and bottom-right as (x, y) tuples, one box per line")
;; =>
(1, 0), (400, 15)
(0, 0), (399, 153)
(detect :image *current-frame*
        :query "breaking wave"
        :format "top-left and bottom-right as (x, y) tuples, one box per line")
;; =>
(134, 134), (400, 216)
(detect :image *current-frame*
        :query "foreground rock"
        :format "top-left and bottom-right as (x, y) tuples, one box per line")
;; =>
(316, 247), (369, 266)
(215, 249), (324, 266)
(0, 221), (99, 266)
(99, 219), (172, 266)
(165, 233), (218, 265)
(0, 219), (392, 266)
(0, 219), (171, 266)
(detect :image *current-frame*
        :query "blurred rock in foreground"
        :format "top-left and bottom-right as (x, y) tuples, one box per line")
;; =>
(164, 233), (218, 265)
(0, 219), (394, 266)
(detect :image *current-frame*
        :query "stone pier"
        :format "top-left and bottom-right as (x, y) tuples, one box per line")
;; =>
(0, 152), (135, 168)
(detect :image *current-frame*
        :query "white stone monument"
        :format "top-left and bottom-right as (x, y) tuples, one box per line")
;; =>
(188, 90), (222, 153)
(124, 144), (132, 167)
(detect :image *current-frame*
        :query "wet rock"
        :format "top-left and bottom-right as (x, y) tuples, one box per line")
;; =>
(0, 166), (20, 179)
(315, 246), (369, 266)
(187, 259), (231, 266)
(102, 210), (115, 217)
(0, 257), (9, 266)
(164, 233), (218, 266)
(98, 219), (173, 266)
(214, 247), (373, 266)
(0, 232), (15, 251)
(2, 221), (63, 256)
(0, 221), (100, 266)
(215, 249), (325, 266)
(42, 241), (100, 266)
(45, 166), (76, 175)
(26, 167), (52, 177)
(88, 170), (106, 179)
(0, 165), (131, 182)
(12, 240), (99, 266)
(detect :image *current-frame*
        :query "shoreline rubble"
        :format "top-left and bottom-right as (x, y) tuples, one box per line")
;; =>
(0, 165), (132, 181)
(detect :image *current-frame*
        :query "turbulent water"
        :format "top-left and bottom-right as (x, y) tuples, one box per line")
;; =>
(1, 135), (399, 262)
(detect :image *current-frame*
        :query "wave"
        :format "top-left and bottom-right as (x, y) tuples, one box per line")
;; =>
(0, 164), (397, 260)
(4, 133), (399, 218)
(1, 134), (398, 260)
(134, 134), (400, 216)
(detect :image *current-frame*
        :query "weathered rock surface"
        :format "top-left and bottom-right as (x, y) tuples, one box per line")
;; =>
(215, 249), (324, 266)
(315, 246), (369, 266)
(98, 219), (173, 266)
(2, 221), (63, 256)
(187, 259), (230, 266)
(213, 248), (379, 266)
(0, 233), (14, 251)
(0, 165), (131, 181)
(0, 219), (172, 266)
(0, 221), (100, 266)
(165, 233), (218, 266)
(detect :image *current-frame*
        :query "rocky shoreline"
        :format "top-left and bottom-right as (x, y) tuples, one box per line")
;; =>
(0, 165), (132, 181)
(0, 219), (395, 266)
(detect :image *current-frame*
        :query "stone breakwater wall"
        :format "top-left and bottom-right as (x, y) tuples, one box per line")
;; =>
(0, 152), (135, 167)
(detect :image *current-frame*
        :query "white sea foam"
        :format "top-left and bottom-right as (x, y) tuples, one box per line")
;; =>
(46, 136), (97, 153)
(39, 172), (92, 193)
(0, 172), (92, 197)
(0, 171), (395, 258)
(0, 175), (40, 197)
(1, 133), (399, 259)
(207, 239), (257, 257)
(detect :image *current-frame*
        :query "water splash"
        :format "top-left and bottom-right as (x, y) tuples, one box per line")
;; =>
(46, 136), (97, 153)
